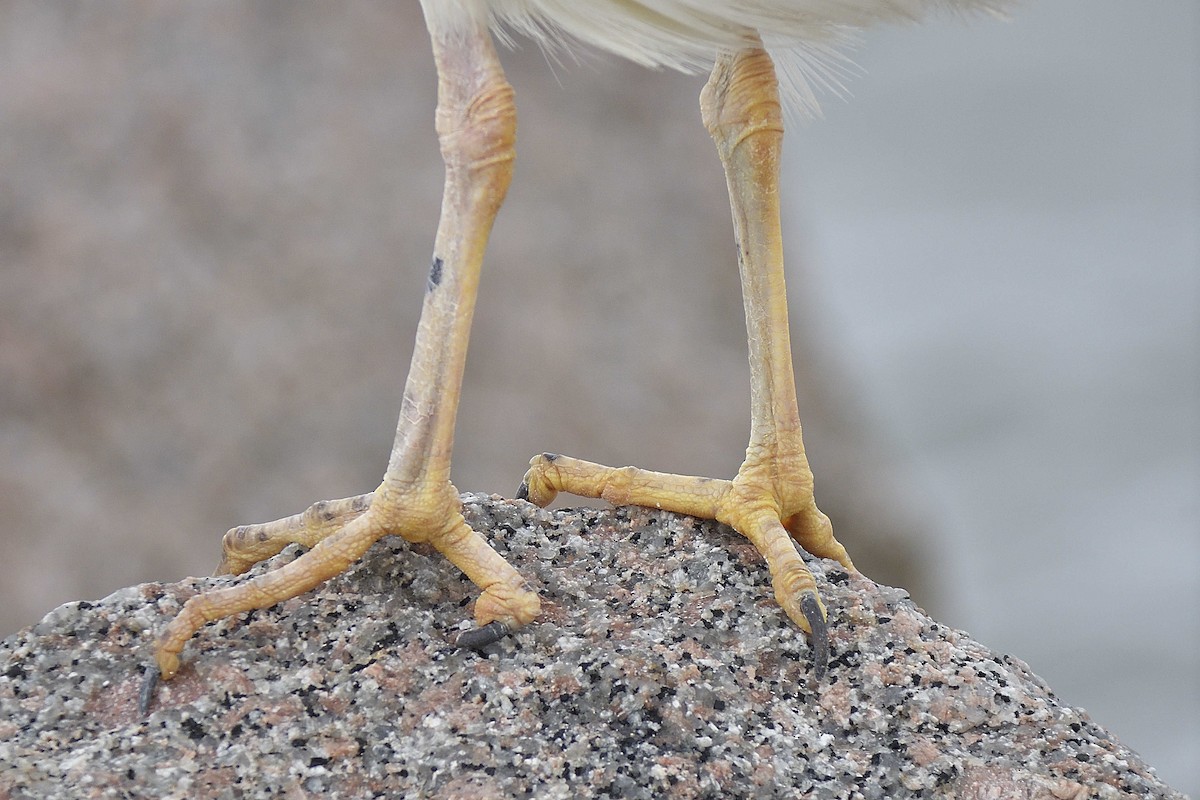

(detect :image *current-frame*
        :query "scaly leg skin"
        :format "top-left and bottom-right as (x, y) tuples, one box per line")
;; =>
(519, 45), (855, 679)
(141, 9), (539, 713)
(214, 492), (375, 576)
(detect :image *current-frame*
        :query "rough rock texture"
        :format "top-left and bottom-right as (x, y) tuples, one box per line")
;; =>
(0, 496), (1187, 800)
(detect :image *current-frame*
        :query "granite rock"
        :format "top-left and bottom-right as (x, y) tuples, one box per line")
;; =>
(0, 496), (1187, 799)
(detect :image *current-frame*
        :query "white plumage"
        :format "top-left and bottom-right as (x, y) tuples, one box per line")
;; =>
(425, 0), (1010, 112)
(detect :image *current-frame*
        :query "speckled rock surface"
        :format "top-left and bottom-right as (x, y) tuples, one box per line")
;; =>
(0, 496), (1187, 800)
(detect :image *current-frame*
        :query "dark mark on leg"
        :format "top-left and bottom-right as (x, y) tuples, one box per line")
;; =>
(427, 255), (444, 291)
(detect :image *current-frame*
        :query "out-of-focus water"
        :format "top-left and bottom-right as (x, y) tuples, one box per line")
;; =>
(785, 2), (1198, 792)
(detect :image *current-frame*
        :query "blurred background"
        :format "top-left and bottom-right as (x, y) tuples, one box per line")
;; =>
(1, 0), (1195, 792)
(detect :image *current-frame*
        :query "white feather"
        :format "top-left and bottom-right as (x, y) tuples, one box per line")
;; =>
(424, 0), (1010, 115)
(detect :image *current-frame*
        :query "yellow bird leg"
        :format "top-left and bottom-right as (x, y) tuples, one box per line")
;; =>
(520, 44), (855, 676)
(144, 9), (539, 707)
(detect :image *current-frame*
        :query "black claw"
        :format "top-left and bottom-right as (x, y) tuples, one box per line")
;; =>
(515, 482), (530, 501)
(138, 665), (160, 716)
(455, 621), (511, 650)
(800, 592), (829, 681)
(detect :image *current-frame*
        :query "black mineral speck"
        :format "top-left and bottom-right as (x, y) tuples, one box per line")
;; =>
(181, 717), (206, 741)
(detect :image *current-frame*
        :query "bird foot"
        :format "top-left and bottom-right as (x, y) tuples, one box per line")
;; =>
(519, 450), (854, 677)
(142, 480), (539, 704)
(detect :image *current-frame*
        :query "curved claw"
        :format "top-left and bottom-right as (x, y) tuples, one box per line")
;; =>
(800, 591), (829, 681)
(138, 664), (159, 716)
(515, 453), (561, 507)
(455, 620), (511, 650)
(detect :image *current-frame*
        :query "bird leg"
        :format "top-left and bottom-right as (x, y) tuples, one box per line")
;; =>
(519, 45), (854, 676)
(148, 11), (539, 687)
